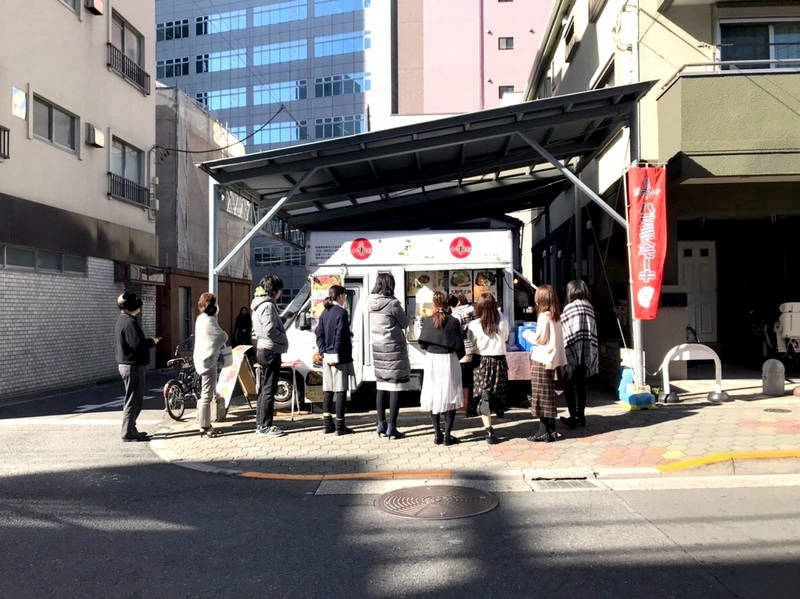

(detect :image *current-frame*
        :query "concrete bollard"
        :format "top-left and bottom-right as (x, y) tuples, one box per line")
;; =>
(762, 359), (785, 396)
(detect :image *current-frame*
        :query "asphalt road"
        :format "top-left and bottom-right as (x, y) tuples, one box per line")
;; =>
(2, 379), (800, 598)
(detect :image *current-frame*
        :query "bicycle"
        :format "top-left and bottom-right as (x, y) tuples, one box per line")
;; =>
(162, 336), (199, 421)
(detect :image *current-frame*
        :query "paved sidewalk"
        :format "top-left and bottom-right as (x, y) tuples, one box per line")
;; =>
(149, 378), (800, 479)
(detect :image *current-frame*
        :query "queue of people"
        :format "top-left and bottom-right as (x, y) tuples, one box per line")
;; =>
(113, 271), (597, 445)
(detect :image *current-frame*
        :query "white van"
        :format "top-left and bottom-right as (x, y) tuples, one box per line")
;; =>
(273, 230), (537, 407)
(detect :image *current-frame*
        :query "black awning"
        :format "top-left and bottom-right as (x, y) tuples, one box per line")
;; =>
(200, 82), (653, 228)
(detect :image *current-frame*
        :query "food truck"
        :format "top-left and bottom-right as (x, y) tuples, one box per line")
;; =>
(275, 230), (537, 407)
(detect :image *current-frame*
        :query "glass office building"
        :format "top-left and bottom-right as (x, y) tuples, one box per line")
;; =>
(156, 0), (371, 152)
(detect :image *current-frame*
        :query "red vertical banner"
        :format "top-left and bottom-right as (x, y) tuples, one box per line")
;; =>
(627, 166), (667, 321)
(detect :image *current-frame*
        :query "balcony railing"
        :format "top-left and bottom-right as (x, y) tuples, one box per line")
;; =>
(0, 125), (9, 160)
(108, 172), (150, 207)
(661, 58), (800, 92)
(107, 43), (150, 95)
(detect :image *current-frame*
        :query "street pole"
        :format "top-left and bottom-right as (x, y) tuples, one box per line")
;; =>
(574, 184), (583, 280)
(208, 184), (218, 295)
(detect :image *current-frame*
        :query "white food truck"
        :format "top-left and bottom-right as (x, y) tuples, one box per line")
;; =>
(274, 230), (537, 407)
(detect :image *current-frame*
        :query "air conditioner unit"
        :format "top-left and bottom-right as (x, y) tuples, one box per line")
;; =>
(85, 123), (105, 148)
(85, 0), (104, 15)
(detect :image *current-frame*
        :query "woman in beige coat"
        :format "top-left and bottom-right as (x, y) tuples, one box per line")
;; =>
(193, 292), (229, 438)
(529, 284), (567, 442)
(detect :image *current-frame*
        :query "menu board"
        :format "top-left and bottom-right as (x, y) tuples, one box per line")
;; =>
(473, 270), (498, 302)
(449, 270), (473, 303)
(310, 274), (343, 321)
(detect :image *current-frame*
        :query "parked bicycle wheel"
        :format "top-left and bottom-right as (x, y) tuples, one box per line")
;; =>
(163, 380), (186, 421)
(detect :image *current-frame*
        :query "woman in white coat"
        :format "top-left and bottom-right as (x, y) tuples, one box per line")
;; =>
(193, 292), (229, 438)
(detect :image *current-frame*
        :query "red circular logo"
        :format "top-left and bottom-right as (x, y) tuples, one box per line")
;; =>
(450, 237), (472, 259)
(350, 238), (373, 260)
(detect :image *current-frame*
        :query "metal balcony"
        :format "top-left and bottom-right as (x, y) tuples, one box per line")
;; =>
(0, 125), (8, 160)
(107, 43), (150, 95)
(108, 172), (150, 207)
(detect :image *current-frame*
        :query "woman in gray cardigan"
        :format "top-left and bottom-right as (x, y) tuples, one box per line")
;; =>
(369, 273), (411, 439)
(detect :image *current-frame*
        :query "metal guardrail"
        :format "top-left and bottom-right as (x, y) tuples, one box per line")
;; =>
(107, 43), (150, 95)
(108, 172), (150, 206)
(0, 125), (9, 160)
(661, 58), (800, 91)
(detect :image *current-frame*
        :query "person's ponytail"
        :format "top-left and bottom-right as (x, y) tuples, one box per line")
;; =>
(323, 285), (346, 309)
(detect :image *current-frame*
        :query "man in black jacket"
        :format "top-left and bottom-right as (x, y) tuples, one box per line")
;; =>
(115, 292), (160, 442)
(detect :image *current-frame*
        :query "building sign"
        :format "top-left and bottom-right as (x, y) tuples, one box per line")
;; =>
(350, 238), (373, 260)
(449, 236), (472, 259)
(627, 166), (667, 321)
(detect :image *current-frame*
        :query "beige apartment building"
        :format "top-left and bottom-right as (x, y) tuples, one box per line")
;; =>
(523, 0), (800, 374)
(0, 0), (158, 399)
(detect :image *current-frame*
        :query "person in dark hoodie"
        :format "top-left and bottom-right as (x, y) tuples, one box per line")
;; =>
(418, 291), (466, 445)
(114, 291), (160, 442)
(251, 275), (289, 438)
(315, 284), (355, 436)
(368, 273), (411, 440)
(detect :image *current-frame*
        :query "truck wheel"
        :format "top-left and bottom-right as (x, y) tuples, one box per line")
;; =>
(274, 372), (294, 410)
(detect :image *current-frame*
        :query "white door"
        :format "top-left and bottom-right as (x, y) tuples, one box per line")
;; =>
(345, 281), (364, 385)
(678, 241), (718, 343)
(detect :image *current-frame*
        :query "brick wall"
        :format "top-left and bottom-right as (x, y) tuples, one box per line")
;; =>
(0, 258), (157, 401)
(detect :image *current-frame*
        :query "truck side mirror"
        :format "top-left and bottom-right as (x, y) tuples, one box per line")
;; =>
(299, 312), (312, 330)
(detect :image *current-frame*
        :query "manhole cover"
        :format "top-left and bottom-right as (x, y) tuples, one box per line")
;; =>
(764, 408), (792, 413)
(376, 485), (499, 520)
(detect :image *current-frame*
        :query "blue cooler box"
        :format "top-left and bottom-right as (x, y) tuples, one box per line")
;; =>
(517, 323), (538, 351)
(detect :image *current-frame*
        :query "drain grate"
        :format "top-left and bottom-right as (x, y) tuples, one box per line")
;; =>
(530, 479), (600, 491)
(376, 485), (499, 520)
(764, 408), (792, 413)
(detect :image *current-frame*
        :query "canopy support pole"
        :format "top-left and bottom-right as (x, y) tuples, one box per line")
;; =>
(209, 169), (316, 292)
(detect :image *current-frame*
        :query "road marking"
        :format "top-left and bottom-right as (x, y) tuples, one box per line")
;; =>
(0, 417), (162, 426)
(657, 450), (800, 472)
(72, 396), (156, 413)
(315, 478), (531, 495)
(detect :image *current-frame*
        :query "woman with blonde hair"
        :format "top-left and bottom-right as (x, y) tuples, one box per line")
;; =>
(418, 291), (466, 445)
(529, 284), (567, 442)
(467, 293), (508, 444)
(192, 292), (229, 438)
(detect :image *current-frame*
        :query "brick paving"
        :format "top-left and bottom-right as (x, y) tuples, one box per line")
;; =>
(149, 378), (800, 477)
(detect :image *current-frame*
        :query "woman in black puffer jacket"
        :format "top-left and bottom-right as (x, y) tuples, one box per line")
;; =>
(368, 273), (411, 440)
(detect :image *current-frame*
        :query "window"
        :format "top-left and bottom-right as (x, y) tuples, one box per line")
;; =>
(253, 246), (305, 266)
(720, 21), (800, 69)
(33, 95), (76, 151)
(111, 137), (143, 184)
(314, 114), (364, 139)
(253, 40), (308, 65)
(314, 31), (370, 57)
(254, 80), (307, 105)
(196, 10), (246, 35)
(314, 72), (370, 97)
(59, 0), (77, 11)
(196, 49), (247, 73)
(254, 0), (307, 26)
(589, 0), (608, 22)
(1, 244), (87, 274)
(498, 85), (514, 98)
(252, 120), (308, 145)
(112, 12), (143, 66)
(156, 19), (189, 41)
(314, 0), (367, 17)
(156, 57), (190, 79)
(228, 126), (247, 145)
(498, 37), (514, 50)
(194, 87), (247, 110)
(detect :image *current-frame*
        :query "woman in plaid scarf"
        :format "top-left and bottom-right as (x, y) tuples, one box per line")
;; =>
(560, 280), (599, 429)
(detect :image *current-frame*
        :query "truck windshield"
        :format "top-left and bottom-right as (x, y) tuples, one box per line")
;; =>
(281, 281), (310, 320)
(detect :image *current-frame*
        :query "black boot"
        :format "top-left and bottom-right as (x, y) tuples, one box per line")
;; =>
(485, 426), (498, 445)
(386, 423), (405, 440)
(376, 391), (387, 436)
(323, 415), (335, 434)
(334, 392), (353, 435)
(431, 412), (443, 445)
(322, 392), (335, 434)
(528, 419), (552, 442)
(443, 409), (459, 445)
